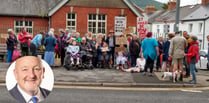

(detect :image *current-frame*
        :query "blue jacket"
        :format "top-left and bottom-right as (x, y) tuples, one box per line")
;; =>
(32, 34), (42, 48)
(44, 36), (56, 52)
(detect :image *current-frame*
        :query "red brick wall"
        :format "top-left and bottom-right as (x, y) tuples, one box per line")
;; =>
(0, 16), (48, 36)
(51, 5), (137, 37)
(202, 0), (209, 5)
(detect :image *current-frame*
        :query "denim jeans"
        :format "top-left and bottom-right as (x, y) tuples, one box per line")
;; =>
(7, 50), (13, 63)
(190, 63), (196, 82)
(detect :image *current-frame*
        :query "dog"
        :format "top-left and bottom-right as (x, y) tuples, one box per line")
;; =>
(162, 71), (181, 83)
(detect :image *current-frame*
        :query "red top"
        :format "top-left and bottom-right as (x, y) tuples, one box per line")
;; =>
(18, 31), (33, 47)
(186, 41), (199, 63)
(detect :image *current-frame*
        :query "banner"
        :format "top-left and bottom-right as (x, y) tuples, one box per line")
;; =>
(115, 16), (126, 35)
(137, 17), (148, 38)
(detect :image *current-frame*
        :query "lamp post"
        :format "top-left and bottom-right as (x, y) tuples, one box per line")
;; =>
(174, 0), (180, 32)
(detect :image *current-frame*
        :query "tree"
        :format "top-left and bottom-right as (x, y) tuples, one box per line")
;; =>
(162, 3), (168, 10)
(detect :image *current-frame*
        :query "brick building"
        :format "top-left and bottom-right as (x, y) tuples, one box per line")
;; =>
(0, 0), (141, 41)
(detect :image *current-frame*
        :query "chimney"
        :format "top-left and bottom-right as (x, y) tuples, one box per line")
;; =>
(145, 5), (156, 14)
(168, 1), (176, 10)
(202, 0), (209, 5)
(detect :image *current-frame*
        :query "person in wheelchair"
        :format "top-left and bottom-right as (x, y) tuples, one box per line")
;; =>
(79, 37), (92, 65)
(98, 42), (111, 68)
(66, 39), (80, 65)
(115, 44), (129, 71)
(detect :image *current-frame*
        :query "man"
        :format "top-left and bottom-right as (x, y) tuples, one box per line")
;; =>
(183, 31), (192, 78)
(169, 31), (187, 81)
(60, 28), (69, 66)
(129, 35), (141, 67)
(18, 27), (33, 56)
(9, 56), (50, 103)
(106, 30), (116, 67)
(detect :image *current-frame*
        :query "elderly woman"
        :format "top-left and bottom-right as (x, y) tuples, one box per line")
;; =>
(141, 32), (159, 76)
(6, 29), (18, 63)
(44, 31), (57, 66)
(75, 32), (82, 43)
(30, 32), (44, 56)
(129, 35), (141, 67)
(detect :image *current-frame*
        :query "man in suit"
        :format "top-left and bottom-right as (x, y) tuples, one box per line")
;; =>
(106, 30), (116, 67)
(9, 56), (50, 103)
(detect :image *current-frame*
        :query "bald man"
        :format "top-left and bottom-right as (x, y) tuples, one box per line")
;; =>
(9, 56), (50, 103)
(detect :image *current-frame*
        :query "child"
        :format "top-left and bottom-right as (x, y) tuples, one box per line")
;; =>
(66, 40), (80, 65)
(116, 45), (127, 71)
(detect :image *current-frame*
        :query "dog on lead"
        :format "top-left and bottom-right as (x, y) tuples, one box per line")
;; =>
(162, 71), (181, 83)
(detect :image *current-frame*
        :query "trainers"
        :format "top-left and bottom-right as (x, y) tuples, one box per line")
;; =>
(189, 80), (196, 84)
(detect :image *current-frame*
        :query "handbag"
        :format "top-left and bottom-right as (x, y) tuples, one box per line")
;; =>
(21, 41), (28, 48)
(12, 49), (21, 61)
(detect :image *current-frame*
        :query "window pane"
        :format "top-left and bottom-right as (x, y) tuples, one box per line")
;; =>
(93, 28), (96, 33)
(67, 21), (71, 26)
(102, 15), (105, 20)
(25, 21), (29, 26)
(98, 15), (101, 20)
(98, 28), (101, 33)
(72, 21), (75, 26)
(20, 21), (23, 26)
(15, 21), (19, 26)
(15, 28), (21, 33)
(93, 22), (96, 27)
(102, 22), (105, 28)
(88, 22), (92, 27)
(93, 14), (96, 20)
(89, 14), (92, 20)
(29, 21), (32, 26)
(102, 29), (105, 33)
(72, 14), (75, 19)
(27, 28), (32, 33)
(98, 22), (101, 27)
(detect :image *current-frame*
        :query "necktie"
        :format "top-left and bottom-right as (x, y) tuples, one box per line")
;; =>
(31, 96), (38, 103)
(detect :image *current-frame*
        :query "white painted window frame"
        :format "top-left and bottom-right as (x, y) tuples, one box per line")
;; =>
(14, 20), (33, 36)
(87, 14), (107, 34)
(66, 13), (77, 31)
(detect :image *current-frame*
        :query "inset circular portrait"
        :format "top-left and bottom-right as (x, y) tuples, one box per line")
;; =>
(6, 56), (54, 103)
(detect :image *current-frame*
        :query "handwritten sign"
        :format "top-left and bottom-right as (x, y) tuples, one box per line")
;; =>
(115, 16), (126, 35)
(137, 17), (148, 38)
(116, 37), (127, 45)
(115, 47), (126, 52)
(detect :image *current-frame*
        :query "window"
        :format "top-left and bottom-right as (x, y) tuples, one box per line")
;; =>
(66, 13), (76, 31)
(14, 21), (33, 35)
(199, 23), (203, 33)
(164, 24), (170, 33)
(88, 14), (106, 34)
(189, 24), (193, 33)
(157, 25), (160, 33)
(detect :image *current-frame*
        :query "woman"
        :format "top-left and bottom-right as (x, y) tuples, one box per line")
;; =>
(6, 29), (18, 63)
(163, 33), (174, 72)
(44, 31), (57, 66)
(30, 32), (44, 56)
(185, 36), (199, 84)
(141, 32), (159, 76)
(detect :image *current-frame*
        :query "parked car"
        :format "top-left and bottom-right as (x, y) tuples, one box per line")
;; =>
(196, 50), (209, 70)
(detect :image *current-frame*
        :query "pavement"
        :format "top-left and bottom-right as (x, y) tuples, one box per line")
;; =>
(1, 62), (209, 88)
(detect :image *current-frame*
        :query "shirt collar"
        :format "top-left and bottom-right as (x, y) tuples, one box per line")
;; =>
(17, 85), (44, 103)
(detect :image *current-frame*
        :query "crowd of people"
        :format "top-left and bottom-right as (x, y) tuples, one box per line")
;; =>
(6, 27), (205, 84)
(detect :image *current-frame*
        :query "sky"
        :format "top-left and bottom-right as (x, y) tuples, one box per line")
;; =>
(155, 0), (202, 6)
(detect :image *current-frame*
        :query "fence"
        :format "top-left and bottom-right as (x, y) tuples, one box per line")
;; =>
(0, 25), (48, 43)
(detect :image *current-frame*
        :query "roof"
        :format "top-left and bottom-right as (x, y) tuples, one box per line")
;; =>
(182, 3), (209, 21)
(145, 10), (166, 23)
(0, 0), (61, 17)
(130, 0), (163, 10)
(66, 0), (128, 8)
(48, 0), (143, 17)
(153, 4), (201, 23)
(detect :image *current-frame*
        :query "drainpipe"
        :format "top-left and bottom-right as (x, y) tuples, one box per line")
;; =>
(49, 16), (51, 30)
(203, 20), (206, 50)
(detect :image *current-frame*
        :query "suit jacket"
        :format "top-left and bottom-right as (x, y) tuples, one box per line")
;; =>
(106, 36), (116, 47)
(9, 84), (50, 103)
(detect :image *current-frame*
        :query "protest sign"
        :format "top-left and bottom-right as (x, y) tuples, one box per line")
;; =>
(137, 17), (148, 38)
(115, 16), (126, 35)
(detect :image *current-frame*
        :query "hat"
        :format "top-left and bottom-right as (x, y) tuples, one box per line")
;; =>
(126, 33), (132, 37)
(109, 30), (114, 33)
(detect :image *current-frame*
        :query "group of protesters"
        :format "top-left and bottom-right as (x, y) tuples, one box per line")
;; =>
(6, 27), (202, 84)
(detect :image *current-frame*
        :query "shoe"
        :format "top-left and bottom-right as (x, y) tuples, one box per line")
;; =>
(149, 73), (153, 77)
(189, 80), (196, 84)
(71, 62), (74, 65)
(116, 66), (119, 70)
(206, 79), (209, 82)
(143, 72), (146, 76)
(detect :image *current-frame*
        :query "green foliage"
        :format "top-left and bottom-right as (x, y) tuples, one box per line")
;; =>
(130, 0), (163, 10)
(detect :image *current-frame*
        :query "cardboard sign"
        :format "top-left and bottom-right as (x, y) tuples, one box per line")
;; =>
(115, 47), (126, 52)
(122, 27), (133, 35)
(116, 37), (127, 45)
(137, 17), (148, 38)
(115, 16), (126, 35)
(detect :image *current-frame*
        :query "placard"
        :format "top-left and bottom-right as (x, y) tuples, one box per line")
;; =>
(137, 17), (148, 38)
(116, 37), (127, 45)
(115, 16), (126, 35)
